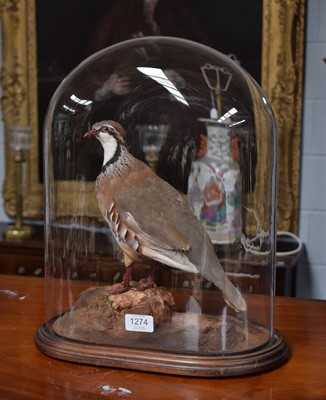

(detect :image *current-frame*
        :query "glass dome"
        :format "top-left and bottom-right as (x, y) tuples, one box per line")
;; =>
(35, 37), (288, 376)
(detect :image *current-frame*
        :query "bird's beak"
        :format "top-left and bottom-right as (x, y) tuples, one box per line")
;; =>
(83, 129), (97, 138)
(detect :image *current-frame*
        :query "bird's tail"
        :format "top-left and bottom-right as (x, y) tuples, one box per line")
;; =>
(221, 278), (247, 312)
(208, 263), (247, 312)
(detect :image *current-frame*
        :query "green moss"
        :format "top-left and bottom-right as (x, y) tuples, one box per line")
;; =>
(101, 293), (113, 310)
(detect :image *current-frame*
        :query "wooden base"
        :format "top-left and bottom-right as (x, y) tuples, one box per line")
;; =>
(35, 318), (289, 377)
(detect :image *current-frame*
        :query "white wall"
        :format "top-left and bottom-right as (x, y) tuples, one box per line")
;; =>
(297, 0), (326, 299)
(0, 2), (325, 298)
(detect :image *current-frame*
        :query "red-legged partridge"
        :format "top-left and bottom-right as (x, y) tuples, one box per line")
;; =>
(84, 120), (246, 312)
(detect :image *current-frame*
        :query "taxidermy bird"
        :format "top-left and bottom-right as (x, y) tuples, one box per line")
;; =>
(84, 120), (246, 312)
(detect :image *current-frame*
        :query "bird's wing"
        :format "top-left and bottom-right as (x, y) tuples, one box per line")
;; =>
(106, 190), (198, 273)
(122, 208), (198, 273)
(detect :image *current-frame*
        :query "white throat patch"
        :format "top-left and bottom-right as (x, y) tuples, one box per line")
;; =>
(101, 135), (118, 166)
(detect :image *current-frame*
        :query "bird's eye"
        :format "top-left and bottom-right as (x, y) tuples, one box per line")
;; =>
(102, 125), (116, 134)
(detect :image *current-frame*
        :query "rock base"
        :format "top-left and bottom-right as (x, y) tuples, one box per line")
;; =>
(53, 284), (269, 354)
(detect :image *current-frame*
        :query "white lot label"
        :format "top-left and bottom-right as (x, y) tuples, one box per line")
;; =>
(125, 314), (154, 333)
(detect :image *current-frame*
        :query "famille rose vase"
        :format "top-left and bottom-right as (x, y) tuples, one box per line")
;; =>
(188, 120), (242, 244)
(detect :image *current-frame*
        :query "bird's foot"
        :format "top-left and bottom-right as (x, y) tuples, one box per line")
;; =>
(107, 283), (130, 295)
(107, 264), (132, 295)
(129, 278), (156, 291)
(106, 279), (155, 295)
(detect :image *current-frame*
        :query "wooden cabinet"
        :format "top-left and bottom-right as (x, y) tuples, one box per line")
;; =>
(0, 222), (302, 296)
(0, 223), (45, 276)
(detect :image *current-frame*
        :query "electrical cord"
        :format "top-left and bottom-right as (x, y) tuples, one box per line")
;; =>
(276, 231), (303, 257)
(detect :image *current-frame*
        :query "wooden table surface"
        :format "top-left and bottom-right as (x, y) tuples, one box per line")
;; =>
(0, 275), (325, 400)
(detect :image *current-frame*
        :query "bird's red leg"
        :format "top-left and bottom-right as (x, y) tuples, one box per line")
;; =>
(130, 261), (158, 290)
(147, 261), (158, 286)
(109, 264), (133, 295)
(122, 264), (133, 290)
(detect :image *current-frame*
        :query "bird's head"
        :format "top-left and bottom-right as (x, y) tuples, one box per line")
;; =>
(84, 120), (126, 146)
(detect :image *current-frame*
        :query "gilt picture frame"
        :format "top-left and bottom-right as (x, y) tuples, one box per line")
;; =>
(0, 0), (305, 232)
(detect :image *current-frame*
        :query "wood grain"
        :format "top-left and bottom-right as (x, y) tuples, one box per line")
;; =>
(0, 275), (325, 399)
